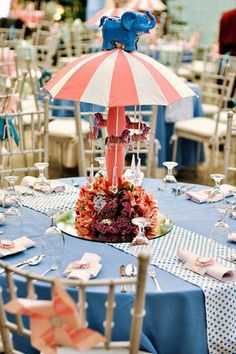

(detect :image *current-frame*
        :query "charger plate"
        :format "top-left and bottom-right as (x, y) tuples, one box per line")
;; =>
(56, 211), (173, 243)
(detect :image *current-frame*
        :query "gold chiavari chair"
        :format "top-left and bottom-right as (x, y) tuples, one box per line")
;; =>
(0, 254), (149, 354)
(0, 105), (48, 179)
(172, 72), (236, 174)
(224, 110), (236, 181)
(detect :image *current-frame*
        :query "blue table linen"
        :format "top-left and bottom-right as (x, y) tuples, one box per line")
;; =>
(2, 178), (234, 353)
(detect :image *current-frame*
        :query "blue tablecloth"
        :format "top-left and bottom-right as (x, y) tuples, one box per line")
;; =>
(51, 84), (203, 169)
(1, 178), (235, 354)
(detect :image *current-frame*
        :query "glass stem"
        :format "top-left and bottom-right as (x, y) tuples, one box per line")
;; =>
(167, 168), (173, 177)
(51, 216), (56, 227)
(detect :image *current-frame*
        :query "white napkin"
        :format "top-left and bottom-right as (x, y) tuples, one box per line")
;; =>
(0, 236), (35, 257)
(185, 184), (233, 203)
(64, 253), (102, 281)
(21, 176), (66, 193)
(177, 249), (236, 282)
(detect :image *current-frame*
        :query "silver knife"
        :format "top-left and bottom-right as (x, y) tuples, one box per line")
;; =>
(218, 254), (236, 264)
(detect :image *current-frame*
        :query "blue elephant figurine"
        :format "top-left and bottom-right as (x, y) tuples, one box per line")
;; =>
(99, 11), (156, 52)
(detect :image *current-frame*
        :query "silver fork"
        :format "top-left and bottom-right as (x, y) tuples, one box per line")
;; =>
(148, 265), (162, 292)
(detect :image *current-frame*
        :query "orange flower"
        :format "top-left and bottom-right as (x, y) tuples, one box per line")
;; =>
(74, 177), (159, 241)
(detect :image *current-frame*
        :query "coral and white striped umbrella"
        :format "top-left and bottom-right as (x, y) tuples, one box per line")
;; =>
(44, 48), (194, 107)
(127, 0), (166, 12)
(86, 6), (128, 27)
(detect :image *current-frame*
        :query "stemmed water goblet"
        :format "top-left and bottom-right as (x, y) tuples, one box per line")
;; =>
(207, 174), (231, 243)
(41, 209), (65, 275)
(95, 156), (106, 178)
(33, 162), (51, 193)
(226, 188), (236, 219)
(2, 175), (22, 238)
(130, 217), (151, 255)
(162, 161), (178, 199)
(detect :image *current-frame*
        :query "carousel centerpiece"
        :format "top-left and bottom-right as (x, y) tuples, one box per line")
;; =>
(45, 11), (194, 242)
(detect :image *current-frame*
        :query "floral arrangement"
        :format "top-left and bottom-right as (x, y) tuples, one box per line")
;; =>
(75, 177), (158, 242)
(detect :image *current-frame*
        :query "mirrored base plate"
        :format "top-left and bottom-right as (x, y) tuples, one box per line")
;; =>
(57, 211), (173, 243)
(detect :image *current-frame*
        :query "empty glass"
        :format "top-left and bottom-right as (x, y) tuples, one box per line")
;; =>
(130, 217), (151, 255)
(208, 174), (230, 243)
(162, 161), (178, 199)
(227, 189), (236, 219)
(33, 162), (51, 193)
(2, 176), (23, 238)
(42, 209), (65, 272)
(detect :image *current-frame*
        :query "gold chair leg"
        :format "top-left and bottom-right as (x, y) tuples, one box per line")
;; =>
(172, 133), (178, 162)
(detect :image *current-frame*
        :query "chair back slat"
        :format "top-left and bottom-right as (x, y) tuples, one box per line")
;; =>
(6, 270), (24, 335)
(104, 283), (116, 348)
(224, 111), (236, 180)
(0, 254), (148, 353)
(78, 285), (88, 328)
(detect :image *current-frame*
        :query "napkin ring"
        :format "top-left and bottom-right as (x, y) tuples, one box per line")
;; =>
(0, 240), (15, 249)
(195, 256), (215, 267)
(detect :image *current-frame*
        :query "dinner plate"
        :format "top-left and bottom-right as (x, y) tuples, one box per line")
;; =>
(56, 211), (173, 243)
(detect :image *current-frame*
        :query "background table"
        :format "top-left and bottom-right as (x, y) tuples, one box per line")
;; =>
(0, 177), (235, 354)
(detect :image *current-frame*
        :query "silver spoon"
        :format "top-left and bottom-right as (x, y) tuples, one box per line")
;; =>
(0, 254), (45, 274)
(18, 254), (45, 268)
(39, 262), (61, 277)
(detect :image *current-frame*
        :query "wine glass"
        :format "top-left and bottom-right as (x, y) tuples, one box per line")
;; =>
(207, 174), (231, 243)
(130, 217), (151, 255)
(227, 188), (236, 219)
(42, 209), (65, 272)
(162, 161), (178, 199)
(95, 156), (106, 178)
(2, 176), (22, 238)
(33, 162), (51, 193)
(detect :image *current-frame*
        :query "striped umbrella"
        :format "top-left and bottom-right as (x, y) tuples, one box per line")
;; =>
(86, 6), (128, 27)
(44, 48), (194, 107)
(45, 48), (194, 186)
(127, 0), (166, 12)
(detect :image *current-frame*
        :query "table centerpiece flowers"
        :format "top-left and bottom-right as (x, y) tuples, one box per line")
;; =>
(75, 177), (158, 242)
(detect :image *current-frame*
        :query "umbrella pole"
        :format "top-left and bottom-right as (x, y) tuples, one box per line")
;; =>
(137, 105), (141, 158)
(110, 107), (119, 193)
(105, 106), (126, 188)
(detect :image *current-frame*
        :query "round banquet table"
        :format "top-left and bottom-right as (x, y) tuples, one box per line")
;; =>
(0, 177), (235, 354)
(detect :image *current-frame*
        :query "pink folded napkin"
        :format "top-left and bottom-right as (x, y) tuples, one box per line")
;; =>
(21, 176), (66, 193)
(177, 249), (236, 282)
(64, 253), (102, 281)
(228, 232), (236, 242)
(185, 184), (233, 203)
(0, 236), (35, 257)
